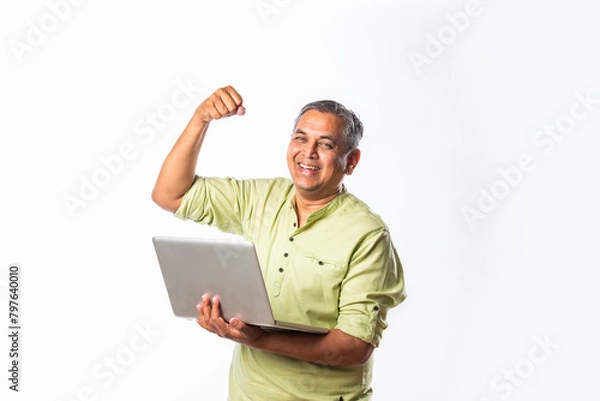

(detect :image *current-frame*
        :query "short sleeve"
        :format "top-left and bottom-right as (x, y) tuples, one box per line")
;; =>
(174, 176), (245, 235)
(335, 229), (406, 348)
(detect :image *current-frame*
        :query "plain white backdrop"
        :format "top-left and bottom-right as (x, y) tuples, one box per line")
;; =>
(1, 0), (599, 400)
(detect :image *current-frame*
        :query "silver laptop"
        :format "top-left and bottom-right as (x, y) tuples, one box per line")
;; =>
(152, 236), (328, 334)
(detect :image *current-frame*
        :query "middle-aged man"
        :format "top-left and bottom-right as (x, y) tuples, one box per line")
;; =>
(152, 85), (406, 400)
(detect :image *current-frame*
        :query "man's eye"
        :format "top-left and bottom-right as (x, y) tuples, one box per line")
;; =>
(320, 142), (333, 149)
(294, 136), (306, 141)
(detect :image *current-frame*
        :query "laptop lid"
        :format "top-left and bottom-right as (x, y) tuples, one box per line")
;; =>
(152, 236), (328, 334)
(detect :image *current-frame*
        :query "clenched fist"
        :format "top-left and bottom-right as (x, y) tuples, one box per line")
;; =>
(194, 85), (245, 123)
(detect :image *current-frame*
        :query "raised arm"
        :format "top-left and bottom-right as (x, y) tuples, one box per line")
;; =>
(151, 86), (245, 212)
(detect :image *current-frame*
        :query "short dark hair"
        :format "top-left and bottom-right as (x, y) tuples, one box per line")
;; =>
(293, 100), (364, 153)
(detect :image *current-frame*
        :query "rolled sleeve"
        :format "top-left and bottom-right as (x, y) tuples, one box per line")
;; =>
(336, 229), (406, 348)
(174, 176), (245, 235)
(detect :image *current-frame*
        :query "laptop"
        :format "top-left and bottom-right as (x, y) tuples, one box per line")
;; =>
(152, 236), (328, 334)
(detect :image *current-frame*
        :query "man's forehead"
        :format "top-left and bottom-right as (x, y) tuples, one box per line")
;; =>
(295, 110), (344, 136)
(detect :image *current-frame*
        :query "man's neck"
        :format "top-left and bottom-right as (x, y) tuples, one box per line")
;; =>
(294, 189), (342, 228)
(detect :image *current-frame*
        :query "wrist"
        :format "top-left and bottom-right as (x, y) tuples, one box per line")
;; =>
(247, 329), (270, 350)
(190, 112), (212, 126)
(182, 116), (210, 141)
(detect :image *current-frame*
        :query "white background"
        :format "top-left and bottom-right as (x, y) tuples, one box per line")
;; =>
(1, 0), (599, 400)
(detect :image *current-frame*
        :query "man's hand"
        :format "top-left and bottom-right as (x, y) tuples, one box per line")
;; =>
(194, 86), (246, 124)
(196, 294), (265, 346)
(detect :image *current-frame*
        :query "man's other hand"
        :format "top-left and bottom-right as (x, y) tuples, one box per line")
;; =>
(196, 294), (265, 345)
(194, 86), (246, 123)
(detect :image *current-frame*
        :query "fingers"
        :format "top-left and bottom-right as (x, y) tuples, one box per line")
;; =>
(221, 86), (242, 111)
(196, 86), (244, 123)
(195, 297), (265, 344)
(196, 293), (215, 333)
(202, 293), (212, 323)
(196, 294), (228, 336)
(210, 296), (227, 337)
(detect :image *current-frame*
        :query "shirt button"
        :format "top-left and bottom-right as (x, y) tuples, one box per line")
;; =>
(289, 237), (294, 242)
(293, 222), (297, 227)
(278, 268), (284, 273)
(284, 253), (289, 257)
(318, 260), (324, 265)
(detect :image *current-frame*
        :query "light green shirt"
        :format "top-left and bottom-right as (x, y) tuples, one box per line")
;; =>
(175, 177), (406, 401)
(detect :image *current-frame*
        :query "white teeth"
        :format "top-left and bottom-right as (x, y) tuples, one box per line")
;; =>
(299, 163), (319, 170)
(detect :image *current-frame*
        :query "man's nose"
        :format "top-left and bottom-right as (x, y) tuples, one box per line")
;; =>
(302, 141), (318, 158)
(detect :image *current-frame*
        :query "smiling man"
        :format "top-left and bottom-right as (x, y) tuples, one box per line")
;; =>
(152, 86), (406, 400)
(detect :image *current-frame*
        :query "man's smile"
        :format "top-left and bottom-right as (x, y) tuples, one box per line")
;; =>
(298, 162), (321, 174)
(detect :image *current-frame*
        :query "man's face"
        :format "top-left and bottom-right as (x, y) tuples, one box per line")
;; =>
(287, 110), (359, 201)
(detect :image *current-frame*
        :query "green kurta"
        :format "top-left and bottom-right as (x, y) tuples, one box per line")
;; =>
(175, 177), (406, 400)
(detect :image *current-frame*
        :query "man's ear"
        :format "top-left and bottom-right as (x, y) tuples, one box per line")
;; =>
(345, 149), (361, 175)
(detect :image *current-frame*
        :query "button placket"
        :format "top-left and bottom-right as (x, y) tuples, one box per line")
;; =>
(273, 209), (297, 298)
(273, 235), (295, 297)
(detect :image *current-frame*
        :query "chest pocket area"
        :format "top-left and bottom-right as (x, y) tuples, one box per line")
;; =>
(295, 255), (348, 325)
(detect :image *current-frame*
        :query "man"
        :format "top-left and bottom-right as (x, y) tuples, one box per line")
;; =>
(152, 86), (406, 400)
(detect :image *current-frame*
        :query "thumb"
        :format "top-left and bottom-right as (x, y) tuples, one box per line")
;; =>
(230, 318), (243, 330)
(236, 105), (246, 116)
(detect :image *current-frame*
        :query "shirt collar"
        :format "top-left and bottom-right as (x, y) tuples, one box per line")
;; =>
(288, 184), (348, 224)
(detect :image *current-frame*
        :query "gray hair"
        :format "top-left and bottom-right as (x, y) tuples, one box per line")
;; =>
(293, 100), (364, 153)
